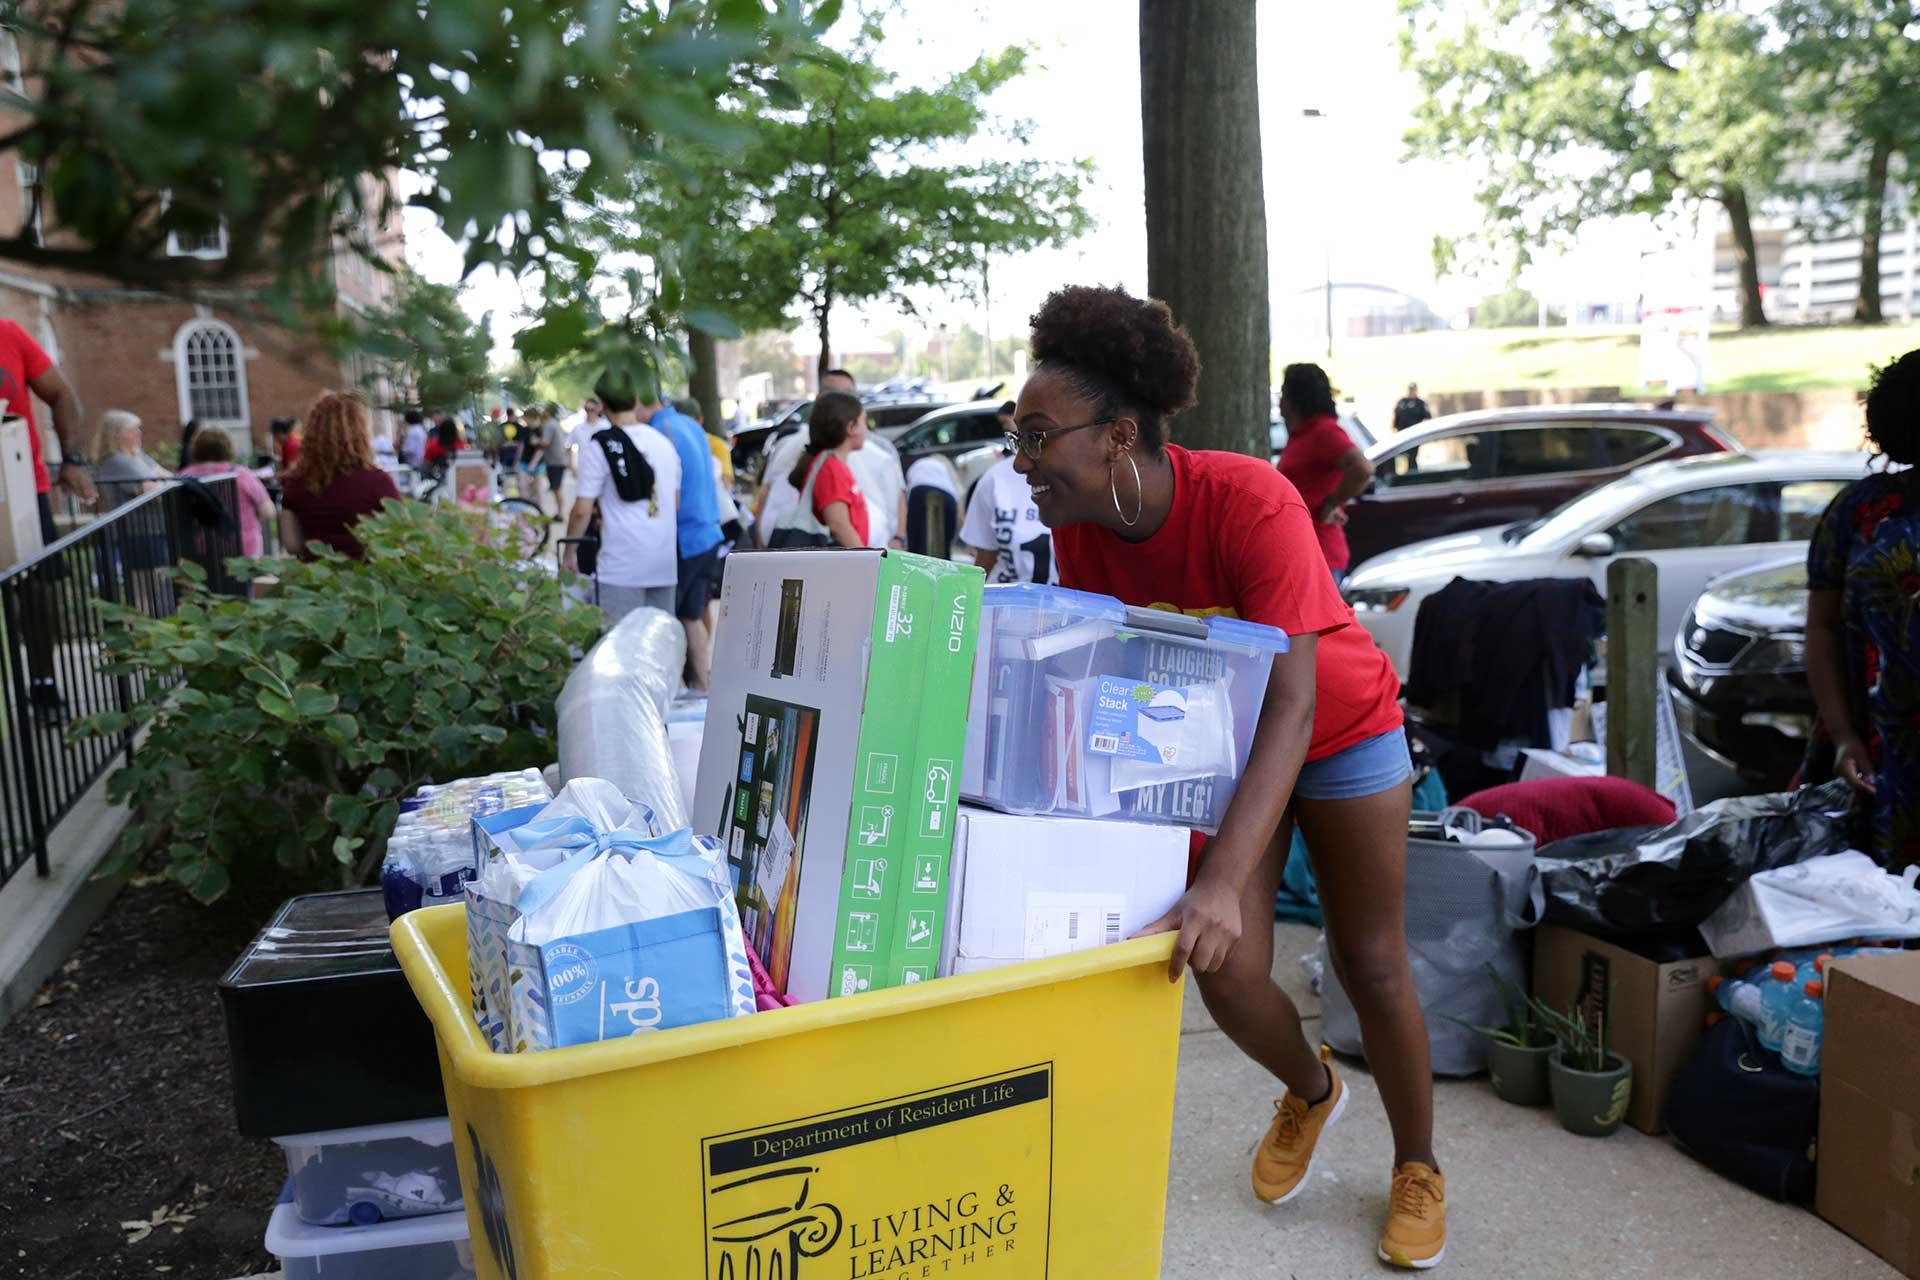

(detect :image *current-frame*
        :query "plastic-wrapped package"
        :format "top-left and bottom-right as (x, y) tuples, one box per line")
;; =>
(465, 780), (660, 1053)
(1697, 852), (1920, 957)
(1532, 780), (1858, 935)
(381, 768), (552, 920)
(504, 825), (757, 1050)
(1319, 809), (1540, 1076)
(556, 607), (689, 830)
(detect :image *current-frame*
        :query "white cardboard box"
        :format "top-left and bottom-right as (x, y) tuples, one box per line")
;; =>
(941, 806), (1189, 978)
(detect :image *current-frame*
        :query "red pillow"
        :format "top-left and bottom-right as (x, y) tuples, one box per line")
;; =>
(1457, 776), (1676, 847)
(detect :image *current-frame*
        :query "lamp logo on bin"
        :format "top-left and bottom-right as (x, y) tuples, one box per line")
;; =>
(467, 1124), (519, 1280)
(702, 1066), (1053, 1279)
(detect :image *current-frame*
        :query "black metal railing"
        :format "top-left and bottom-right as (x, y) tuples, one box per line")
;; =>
(0, 476), (253, 890)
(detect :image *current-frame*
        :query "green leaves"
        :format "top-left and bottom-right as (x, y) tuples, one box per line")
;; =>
(71, 504), (599, 905)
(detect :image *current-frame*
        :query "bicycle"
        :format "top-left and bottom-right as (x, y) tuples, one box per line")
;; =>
(416, 453), (550, 561)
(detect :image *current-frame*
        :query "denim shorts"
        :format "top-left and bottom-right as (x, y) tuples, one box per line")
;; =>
(1294, 728), (1413, 801)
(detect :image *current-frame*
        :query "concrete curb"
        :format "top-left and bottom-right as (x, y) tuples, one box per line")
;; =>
(0, 766), (132, 1029)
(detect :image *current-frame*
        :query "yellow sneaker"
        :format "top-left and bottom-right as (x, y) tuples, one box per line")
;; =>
(1250, 1044), (1346, 1205)
(1378, 1161), (1447, 1269)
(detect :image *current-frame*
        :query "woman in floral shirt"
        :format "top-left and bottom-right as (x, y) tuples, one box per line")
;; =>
(1807, 349), (1918, 867)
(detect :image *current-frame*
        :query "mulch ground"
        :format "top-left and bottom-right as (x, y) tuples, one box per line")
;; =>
(0, 875), (301, 1279)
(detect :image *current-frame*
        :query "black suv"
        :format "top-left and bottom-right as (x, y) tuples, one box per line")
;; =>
(1666, 557), (1812, 789)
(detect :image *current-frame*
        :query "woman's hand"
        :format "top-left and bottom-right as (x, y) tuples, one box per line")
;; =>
(1135, 873), (1243, 983)
(1835, 734), (1878, 795)
(1316, 497), (1348, 527)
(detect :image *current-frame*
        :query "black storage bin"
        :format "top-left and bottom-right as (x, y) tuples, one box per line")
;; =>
(221, 889), (446, 1138)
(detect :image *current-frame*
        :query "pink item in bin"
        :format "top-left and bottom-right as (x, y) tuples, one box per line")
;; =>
(744, 919), (798, 1010)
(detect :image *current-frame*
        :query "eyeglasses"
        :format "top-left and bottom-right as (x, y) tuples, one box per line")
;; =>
(1003, 416), (1115, 460)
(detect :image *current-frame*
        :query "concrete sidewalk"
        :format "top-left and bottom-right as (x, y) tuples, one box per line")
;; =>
(1160, 923), (1895, 1279)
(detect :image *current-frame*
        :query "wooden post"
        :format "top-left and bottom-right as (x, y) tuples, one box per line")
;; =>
(1606, 557), (1658, 788)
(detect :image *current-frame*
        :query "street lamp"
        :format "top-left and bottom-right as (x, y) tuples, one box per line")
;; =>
(1303, 108), (1333, 362)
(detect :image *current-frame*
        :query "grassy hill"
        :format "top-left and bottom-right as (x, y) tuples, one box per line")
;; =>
(1323, 321), (1920, 407)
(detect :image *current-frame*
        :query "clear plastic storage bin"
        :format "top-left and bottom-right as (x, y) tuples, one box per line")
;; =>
(265, 1197), (474, 1279)
(273, 1117), (461, 1226)
(961, 584), (1289, 832)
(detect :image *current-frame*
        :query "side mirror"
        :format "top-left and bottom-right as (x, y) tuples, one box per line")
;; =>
(1575, 532), (1616, 558)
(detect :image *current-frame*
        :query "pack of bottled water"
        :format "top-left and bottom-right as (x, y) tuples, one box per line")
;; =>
(381, 768), (553, 920)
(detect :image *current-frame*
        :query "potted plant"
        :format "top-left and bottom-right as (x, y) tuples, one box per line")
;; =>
(1540, 1001), (1633, 1137)
(1447, 965), (1557, 1106)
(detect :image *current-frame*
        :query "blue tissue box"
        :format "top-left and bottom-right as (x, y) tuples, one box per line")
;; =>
(508, 905), (740, 1050)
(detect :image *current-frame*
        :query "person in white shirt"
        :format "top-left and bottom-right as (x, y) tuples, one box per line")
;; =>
(846, 428), (905, 548)
(399, 410), (428, 469)
(961, 454), (1059, 584)
(904, 454), (960, 556)
(560, 378), (681, 623)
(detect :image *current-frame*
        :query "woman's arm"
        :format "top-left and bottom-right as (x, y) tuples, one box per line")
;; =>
(1317, 447), (1375, 524)
(1137, 633), (1318, 979)
(821, 501), (862, 549)
(971, 548), (999, 574)
(1806, 587), (1875, 793)
(279, 508), (306, 558)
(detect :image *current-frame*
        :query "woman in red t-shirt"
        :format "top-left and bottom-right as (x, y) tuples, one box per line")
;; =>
(1277, 362), (1375, 582)
(783, 391), (869, 548)
(1012, 286), (1443, 1268)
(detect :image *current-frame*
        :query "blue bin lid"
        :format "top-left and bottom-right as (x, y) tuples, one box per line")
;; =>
(980, 583), (1127, 623)
(1204, 615), (1291, 654)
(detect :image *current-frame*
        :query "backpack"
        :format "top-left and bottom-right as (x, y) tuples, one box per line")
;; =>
(592, 426), (657, 507)
(1664, 1015), (1818, 1202)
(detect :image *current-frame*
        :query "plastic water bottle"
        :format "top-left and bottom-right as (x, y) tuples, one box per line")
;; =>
(1708, 973), (1769, 1031)
(1780, 980), (1825, 1076)
(1758, 961), (1799, 1051)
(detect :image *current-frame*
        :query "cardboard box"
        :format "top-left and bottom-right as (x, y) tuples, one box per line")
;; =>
(693, 550), (982, 1003)
(1531, 925), (1726, 1136)
(941, 807), (1188, 977)
(1817, 951), (1920, 1277)
(0, 416), (44, 569)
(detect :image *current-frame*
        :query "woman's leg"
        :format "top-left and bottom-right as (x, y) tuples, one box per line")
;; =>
(1295, 778), (1436, 1168)
(1193, 813), (1329, 1100)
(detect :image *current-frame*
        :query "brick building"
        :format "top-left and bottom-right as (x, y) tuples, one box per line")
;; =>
(0, 33), (403, 471)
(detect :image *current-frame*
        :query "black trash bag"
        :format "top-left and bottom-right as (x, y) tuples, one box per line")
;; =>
(1664, 1016), (1817, 1203)
(1533, 780), (1857, 933)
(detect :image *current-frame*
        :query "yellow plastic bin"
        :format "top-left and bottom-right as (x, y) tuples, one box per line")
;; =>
(392, 903), (1185, 1280)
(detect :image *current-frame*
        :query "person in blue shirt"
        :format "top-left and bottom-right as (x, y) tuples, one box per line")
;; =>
(644, 395), (723, 690)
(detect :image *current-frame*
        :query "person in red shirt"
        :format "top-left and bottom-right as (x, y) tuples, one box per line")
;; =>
(0, 320), (99, 723)
(778, 392), (869, 548)
(1013, 285), (1444, 1269)
(1277, 362), (1375, 583)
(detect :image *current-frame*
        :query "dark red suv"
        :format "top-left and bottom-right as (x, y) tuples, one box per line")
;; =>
(1344, 405), (1740, 568)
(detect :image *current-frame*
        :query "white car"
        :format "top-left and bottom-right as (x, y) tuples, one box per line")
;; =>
(1342, 450), (1870, 678)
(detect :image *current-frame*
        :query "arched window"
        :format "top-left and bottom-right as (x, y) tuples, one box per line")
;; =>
(173, 319), (249, 427)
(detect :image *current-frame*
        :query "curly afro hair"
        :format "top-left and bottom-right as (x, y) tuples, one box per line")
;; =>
(1865, 348), (1920, 467)
(1027, 285), (1200, 449)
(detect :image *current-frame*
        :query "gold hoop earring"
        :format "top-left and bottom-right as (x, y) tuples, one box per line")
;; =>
(1111, 452), (1143, 527)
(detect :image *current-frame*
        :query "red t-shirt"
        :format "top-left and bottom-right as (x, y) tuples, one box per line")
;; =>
(280, 435), (303, 469)
(809, 453), (870, 546)
(0, 320), (54, 493)
(1277, 414), (1353, 570)
(282, 467), (402, 561)
(1054, 445), (1401, 762)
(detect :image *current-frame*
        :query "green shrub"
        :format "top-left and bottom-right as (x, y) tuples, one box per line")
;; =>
(74, 502), (602, 903)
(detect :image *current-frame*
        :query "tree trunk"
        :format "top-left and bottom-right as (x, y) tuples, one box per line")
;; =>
(1855, 136), (1891, 326)
(815, 283), (834, 385)
(686, 326), (725, 435)
(1722, 185), (1769, 329)
(1140, 0), (1270, 456)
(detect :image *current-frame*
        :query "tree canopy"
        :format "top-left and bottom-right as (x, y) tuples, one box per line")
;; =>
(0, 0), (829, 335)
(1401, 0), (1789, 327)
(355, 268), (492, 414)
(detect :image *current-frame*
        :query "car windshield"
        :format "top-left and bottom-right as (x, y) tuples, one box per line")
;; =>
(1506, 475), (1652, 547)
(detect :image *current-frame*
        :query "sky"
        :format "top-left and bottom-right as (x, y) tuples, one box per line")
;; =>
(405, 0), (1663, 367)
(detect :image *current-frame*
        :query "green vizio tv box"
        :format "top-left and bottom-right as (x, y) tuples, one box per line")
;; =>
(693, 549), (983, 1002)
